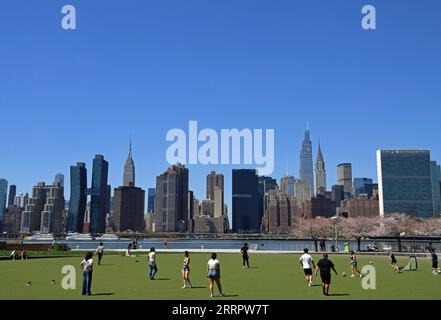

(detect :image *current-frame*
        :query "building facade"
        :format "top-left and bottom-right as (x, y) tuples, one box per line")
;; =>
(0, 179), (8, 226)
(8, 185), (16, 207)
(314, 144), (327, 195)
(89, 155), (109, 234)
(113, 186), (145, 232)
(123, 141), (135, 187)
(67, 162), (87, 233)
(262, 190), (296, 233)
(299, 127), (314, 195)
(337, 163), (353, 197)
(147, 188), (156, 213)
(155, 164), (189, 233)
(232, 169), (260, 233)
(377, 150), (434, 218)
(343, 194), (380, 218)
(431, 161), (441, 218)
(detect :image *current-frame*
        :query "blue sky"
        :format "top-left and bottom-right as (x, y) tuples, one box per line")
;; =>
(1, 0), (440, 221)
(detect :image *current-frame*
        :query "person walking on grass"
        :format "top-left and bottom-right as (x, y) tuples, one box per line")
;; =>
(350, 250), (362, 278)
(241, 243), (250, 268)
(207, 253), (224, 298)
(431, 249), (439, 275)
(388, 251), (400, 272)
(299, 248), (315, 287)
(181, 251), (193, 288)
(80, 252), (93, 296)
(148, 247), (158, 280)
(95, 242), (104, 266)
(315, 252), (337, 296)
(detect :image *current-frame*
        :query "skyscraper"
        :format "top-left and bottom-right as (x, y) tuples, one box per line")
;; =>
(55, 173), (65, 187)
(14, 193), (29, 208)
(21, 182), (46, 233)
(21, 182), (65, 233)
(155, 164), (189, 232)
(262, 189), (295, 233)
(89, 155), (109, 234)
(147, 188), (156, 213)
(8, 185), (16, 207)
(314, 143), (326, 195)
(353, 178), (374, 198)
(280, 175), (295, 197)
(430, 161), (441, 218)
(113, 186), (145, 232)
(377, 150), (434, 218)
(0, 179), (8, 225)
(299, 125), (314, 195)
(123, 140), (135, 187)
(258, 176), (278, 228)
(232, 169), (260, 233)
(67, 162), (87, 233)
(206, 171), (224, 214)
(337, 163), (353, 197)
(40, 182), (65, 233)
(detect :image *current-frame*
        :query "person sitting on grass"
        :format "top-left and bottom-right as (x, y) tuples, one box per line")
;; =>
(315, 252), (337, 296)
(388, 251), (400, 272)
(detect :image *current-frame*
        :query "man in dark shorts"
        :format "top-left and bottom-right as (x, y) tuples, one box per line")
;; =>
(241, 243), (250, 268)
(315, 252), (337, 296)
(431, 249), (439, 275)
(388, 251), (399, 272)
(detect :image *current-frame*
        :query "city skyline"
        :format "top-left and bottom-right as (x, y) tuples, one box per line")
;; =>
(1, 1), (441, 224)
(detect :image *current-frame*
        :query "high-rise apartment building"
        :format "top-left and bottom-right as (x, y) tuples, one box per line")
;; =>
(89, 155), (109, 234)
(67, 162), (87, 233)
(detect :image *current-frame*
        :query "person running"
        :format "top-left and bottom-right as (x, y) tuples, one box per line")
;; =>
(80, 252), (93, 296)
(388, 251), (400, 272)
(299, 248), (315, 287)
(431, 249), (439, 275)
(315, 252), (337, 296)
(95, 242), (104, 266)
(207, 253), (224, 298)
(148, 247), (158, 280)
(181, 251), (193, 288)
(241, 243), (250, 268)
(350, 250), (362, 278)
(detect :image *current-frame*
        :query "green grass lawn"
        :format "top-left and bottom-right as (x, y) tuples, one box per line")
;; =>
(0, 253), (439, 300)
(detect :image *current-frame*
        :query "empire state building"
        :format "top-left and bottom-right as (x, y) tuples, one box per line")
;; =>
(123, 140), (135, 187)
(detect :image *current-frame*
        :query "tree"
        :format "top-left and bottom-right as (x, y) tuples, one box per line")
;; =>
(341, 217), (380, 252)
(293, 218), (332, 252)
(417, 218), (441, 237)
(381, 213), (418, 252)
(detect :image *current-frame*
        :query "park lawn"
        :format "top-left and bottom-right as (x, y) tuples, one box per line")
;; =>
(0, 253), (438, 300)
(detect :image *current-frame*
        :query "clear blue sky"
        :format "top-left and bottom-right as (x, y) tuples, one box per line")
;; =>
(1, 0), (440, 222)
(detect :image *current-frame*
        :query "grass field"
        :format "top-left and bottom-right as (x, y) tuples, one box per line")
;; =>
(0, 252), (439, 300)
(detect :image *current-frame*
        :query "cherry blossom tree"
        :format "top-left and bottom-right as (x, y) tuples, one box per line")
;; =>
(341, 217), (380, 252)
(381, 213), (418, 252)
(293, 218), (332, 252)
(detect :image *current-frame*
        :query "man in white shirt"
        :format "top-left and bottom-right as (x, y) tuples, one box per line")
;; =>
(299, 248), (316, 287)
(95, 242), (104, 265)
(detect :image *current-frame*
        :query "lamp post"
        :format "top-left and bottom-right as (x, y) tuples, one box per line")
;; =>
(330, 216), (338, 252)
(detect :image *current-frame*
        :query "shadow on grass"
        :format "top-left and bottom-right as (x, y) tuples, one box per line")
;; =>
(152, 278), (171, 281)
(92, 293), (115, 296)
(327, 293), (350, 297)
